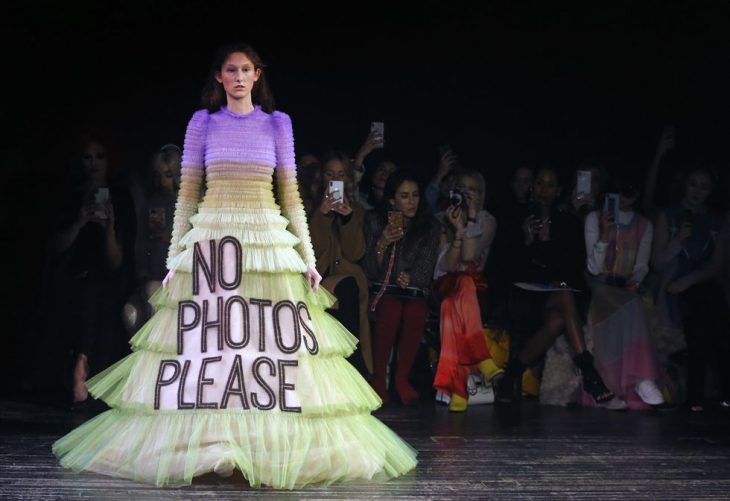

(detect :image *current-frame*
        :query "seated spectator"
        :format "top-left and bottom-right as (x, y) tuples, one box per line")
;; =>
(308, 151), (371, 375)
(651, 166), (730, 411)
(360, 159), (398, 210)
(364, 169), (441, 404)
(123, 145), (182, 334)
(52, 134), (136, 407)
(497, 167), (618, 407)
(432, 170), (503, 412)
(296, 152), (319, 213)
(583, 175), (665, 409)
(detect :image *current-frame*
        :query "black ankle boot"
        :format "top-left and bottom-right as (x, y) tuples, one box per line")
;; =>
(573, 351), (614, 404)
(495, 359), (525, 405)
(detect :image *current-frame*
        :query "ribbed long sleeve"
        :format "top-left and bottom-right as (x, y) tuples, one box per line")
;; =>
(273, 112), (316, 267)
(166, 110), (208, 267)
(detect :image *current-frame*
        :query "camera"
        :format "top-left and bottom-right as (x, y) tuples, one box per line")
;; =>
(448, 189), (467, 209)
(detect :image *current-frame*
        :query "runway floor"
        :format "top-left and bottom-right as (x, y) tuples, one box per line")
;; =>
(2, 397), (730, 500)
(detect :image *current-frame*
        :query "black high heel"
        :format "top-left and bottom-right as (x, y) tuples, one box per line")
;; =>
(495, 369), (522, 405)
(574, 351), (614, 404)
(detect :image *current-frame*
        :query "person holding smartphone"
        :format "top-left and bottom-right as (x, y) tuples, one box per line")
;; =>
(582, 176), (666, 409)
(307, 150), (372, 376)
(363, 170), (441, 405)
(497, 167), (617, 407)
(50, 135), (136, 408)
(432, 171), (502, 411)
(651, 166), (730, 411)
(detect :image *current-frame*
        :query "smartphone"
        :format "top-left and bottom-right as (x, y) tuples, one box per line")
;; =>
(576, 170), (592, 200)
(328, 180), (344, 203)
(604, 193), (620, 222)
(370, 121), (385, 146)
(93, 187), (110, 219)
(388, 210), (403, 229)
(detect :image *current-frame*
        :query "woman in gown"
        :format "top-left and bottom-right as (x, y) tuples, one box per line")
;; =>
(53, 42), (416, 489)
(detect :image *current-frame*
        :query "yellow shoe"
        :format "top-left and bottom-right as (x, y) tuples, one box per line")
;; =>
(448, 393), (468, 412)
(478, 358), (504, 382)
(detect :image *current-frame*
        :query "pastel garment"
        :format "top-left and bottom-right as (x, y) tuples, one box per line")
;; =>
(53, 106), (416, 488)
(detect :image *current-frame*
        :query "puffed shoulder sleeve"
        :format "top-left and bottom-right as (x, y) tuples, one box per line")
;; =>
(166, 109), (209, 267)
(272, 111), (316, 267)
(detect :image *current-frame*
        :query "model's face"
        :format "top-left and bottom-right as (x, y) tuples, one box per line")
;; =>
(391, 180), (420, 219)
(512, 168), (533, 201)
(216, 52), (261, 105)
(82, 142), (108, 186)
(532, 170), (560, 207)
(322, 159), (347, 186)
(684, 172), (713, 207)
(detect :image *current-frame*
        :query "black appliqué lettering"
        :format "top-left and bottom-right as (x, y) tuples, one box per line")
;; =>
(251, 356), (276, 410)
(193, 240), (216, 295)
(273, 300), (301, 354)
(277, 360), (301, 413)
(177, 360), (195, 409)
(154, 360), (181, 410)
(224, 295), (250, 349)
(177, 301), (201, 355)
(201, 297), (224, 353)
(250, 298), (272, 352)
(218, 236), (242, 290)
(196, 356), (222, 409)
(297, 302), (319, 355)
(221, 354), (250, 409)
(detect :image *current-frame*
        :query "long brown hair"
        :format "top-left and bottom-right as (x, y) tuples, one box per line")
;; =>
(201, 43), (275, 113)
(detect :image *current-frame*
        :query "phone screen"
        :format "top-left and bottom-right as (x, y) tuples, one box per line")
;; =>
(577, 170), (592, 198)
(370, 122), (385, 145)
(328, 180), (344, 203)
(604, 193), (620, 221)
(388, 210), (403, 229)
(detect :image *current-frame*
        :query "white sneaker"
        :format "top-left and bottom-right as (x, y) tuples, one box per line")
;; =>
(599, 396), (628, 411)
(636, 379), (664, 405)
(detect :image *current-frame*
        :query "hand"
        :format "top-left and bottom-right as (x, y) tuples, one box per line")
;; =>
(522, 215), (538, 245)
(436, 150), (457, 179)
(162, 269), (176, 288)
(598, 210), (614, 238)
(332, 196), (353, 217)
(657, 127), (675, 155)
(319, 192), (340, 215)
(667, 277), (690, 294)
(536, 218), (551, 242)
(78, 205), (94, 227)
(355, 131), (383, 163)
(304, 264), (322, 291)
(380, 222), (404, 245)
(446, 205), (465, 232)
(675, 222), (693, 243)
(572, 187), (594, 210)
(396, 271), (411, 289)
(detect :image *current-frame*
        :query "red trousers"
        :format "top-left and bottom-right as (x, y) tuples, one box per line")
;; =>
(433, 274), (492, 399)
(372, 295), (428, 398)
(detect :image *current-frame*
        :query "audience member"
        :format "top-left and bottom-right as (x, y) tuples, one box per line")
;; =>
(308, 151), (371, 374)
(583, 174), (665, 409)
(364, 169), (441, 404)
(651, 166), (730, 411)
(432, 170), (502, 411)
(497, 167), (618, 407)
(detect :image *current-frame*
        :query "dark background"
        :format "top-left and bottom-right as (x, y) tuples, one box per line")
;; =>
(3, 2), (729, 395)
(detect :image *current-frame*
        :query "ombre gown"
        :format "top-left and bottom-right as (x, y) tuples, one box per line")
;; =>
(53, 106), (417, 488)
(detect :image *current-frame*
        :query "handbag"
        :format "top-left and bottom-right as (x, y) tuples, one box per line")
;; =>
(435, 371), (495, 406)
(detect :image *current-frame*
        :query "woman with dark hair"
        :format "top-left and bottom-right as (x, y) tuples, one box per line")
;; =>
(54, 43), (416, 488)
(51, 134), (136, 407)
(497, 167), (618, 407)
(308, 151), (372, 375)
(652, 166), (730, 411)
(363, 170), (441, 405)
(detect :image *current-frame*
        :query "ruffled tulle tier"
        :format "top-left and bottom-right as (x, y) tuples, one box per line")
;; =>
(54, 201), (417, 488)
(52, 409), (417, 488)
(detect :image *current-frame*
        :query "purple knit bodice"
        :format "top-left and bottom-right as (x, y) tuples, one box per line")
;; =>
(181, 106), (295, 170)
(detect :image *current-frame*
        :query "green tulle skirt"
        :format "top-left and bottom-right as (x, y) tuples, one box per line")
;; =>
(53, 206), (417, 488)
